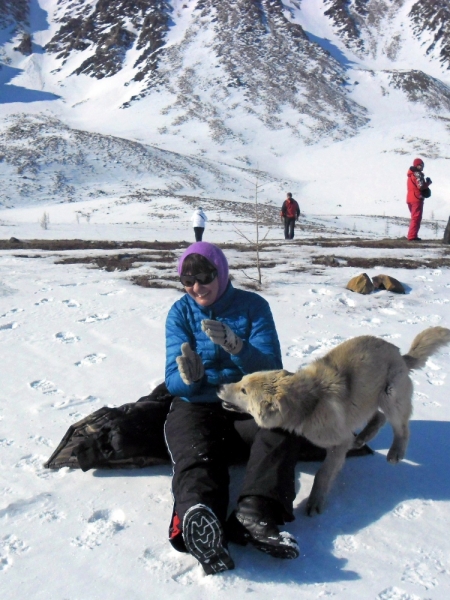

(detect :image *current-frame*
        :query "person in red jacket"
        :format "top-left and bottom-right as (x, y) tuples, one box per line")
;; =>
(280, 192), (300, 240)
(406, 158), (432, 241)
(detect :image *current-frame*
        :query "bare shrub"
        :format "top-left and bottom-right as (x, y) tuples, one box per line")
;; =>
(39, 212), (50, 230)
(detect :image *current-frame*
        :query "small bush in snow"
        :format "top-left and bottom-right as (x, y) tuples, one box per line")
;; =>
(40, 212), (50, 230)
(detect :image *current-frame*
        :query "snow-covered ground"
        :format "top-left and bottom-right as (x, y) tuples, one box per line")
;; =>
(1, 215), (450, 600)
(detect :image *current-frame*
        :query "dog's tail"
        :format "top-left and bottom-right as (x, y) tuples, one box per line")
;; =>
(402, 326), (450, 371)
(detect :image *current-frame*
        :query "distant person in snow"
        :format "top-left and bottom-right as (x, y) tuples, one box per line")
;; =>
(406, 158), (432, 241)
(280, 192), (300, 240)
(191, 207), (208, 242)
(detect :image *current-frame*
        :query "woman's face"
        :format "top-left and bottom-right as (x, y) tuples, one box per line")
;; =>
(185, 277), (220, 307)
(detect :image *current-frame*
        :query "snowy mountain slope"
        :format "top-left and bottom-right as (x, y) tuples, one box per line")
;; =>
(0, 0), (450, 218)
(318, 0), (450, 69)
(0, 112), (299, 208)
(41, 0), (368, 144)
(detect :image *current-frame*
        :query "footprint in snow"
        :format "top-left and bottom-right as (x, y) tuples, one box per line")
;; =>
(100, 289), (125, 296)
(413, 391), (438, 407)
(29, 435), (54, 448)
(393, 502), (423, 521)
(75, 354), (107, 367)
(62, 299), (80, 308)
(55, 331), (80, 344)
(337, 295), (356, 307)
(78, 313), (110, 324)
(0, 535), (29, 571)
(71, 509), (126, 550)
(377, 586), (421, 600)
(29, 379), (62, 395)
(401, 561), (438, 590)
(0, 322), (18, 331)
(14, 454), (51, 479)
(34, 298), (53, 306)
(0, 438), (14, 447)
(333, 534), (358, 553)
(309, 288), (333, 297)
(39, 509), (66, 523)
(426, 373), (446, 386)
(359, 317), (382, 328)
(0, 308), (23, 319)
(139, 547), (166, 572)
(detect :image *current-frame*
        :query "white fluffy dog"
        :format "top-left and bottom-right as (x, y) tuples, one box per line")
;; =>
(218, 327), (450, 515)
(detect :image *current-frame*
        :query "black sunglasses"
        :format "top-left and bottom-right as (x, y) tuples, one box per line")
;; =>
(180, 271), (218, 287)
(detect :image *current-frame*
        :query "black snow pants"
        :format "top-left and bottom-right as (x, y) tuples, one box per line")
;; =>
(284, 217), (296, 240)
(193, 227), (204, 242)
(164, 398), (298, 549)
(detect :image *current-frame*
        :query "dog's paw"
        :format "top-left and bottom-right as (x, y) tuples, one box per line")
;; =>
(387, 447), (405, 464)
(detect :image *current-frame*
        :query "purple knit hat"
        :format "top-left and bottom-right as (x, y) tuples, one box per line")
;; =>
(178, 242), (229, 300)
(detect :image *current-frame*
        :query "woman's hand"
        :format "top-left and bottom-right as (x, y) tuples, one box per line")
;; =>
(176, 343), (205, 385)
(201, 320), (243, 355)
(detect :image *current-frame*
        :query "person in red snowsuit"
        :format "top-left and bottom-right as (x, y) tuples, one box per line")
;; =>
(280, 193), (300, 240)
(406, 158), (432, 241)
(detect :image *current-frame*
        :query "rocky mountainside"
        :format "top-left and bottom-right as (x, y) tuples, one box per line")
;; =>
(1, 1), (450, 215)
(43, 0), (368, 143)
(0, 0), (28, 28)
(323, 0), (450, 68)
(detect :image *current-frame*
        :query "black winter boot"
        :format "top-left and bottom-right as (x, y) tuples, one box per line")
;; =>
(183, 504), (235, 575)
(227, 496), (299, 559)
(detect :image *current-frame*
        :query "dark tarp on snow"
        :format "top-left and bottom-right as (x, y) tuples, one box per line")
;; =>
(44, 383), (373, 472)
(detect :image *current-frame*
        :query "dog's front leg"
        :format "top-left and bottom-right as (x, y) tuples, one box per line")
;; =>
(306, 440), (351, 516)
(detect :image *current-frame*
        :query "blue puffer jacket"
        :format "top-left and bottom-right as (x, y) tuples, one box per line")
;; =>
(165, 282), (282, 402)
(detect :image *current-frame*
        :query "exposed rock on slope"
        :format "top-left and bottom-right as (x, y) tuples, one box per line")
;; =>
(0, 0), (29, 29)
(409, 0), (450, 70)
(323, 0), (450, 68)
(139, 0), (368, 142)
(46, 0), (170, 79)
(323, 0), (366, 52)
(323, 0), (400, 56)
(385, 69), (450, 112)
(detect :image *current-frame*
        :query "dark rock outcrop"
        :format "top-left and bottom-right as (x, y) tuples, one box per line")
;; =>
(46, 0), (171, 79)
(409, 0), (450, 70)
(385, 69), (450, 112)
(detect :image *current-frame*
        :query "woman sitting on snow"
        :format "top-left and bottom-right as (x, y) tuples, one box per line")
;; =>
(164, 241), (299, 574)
